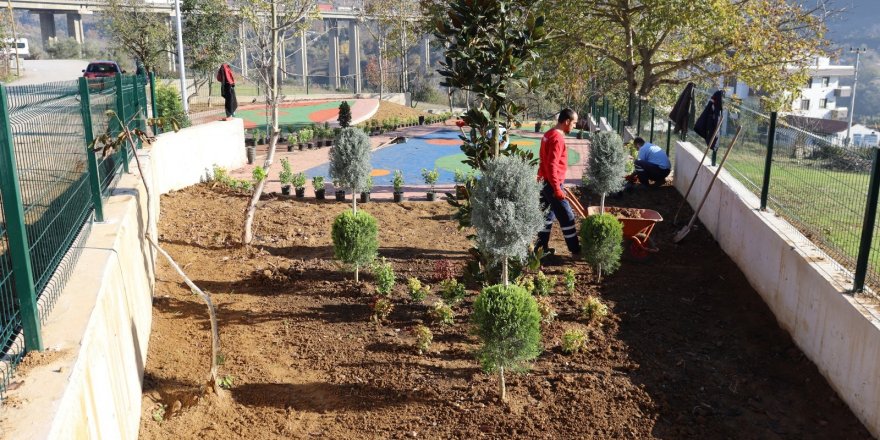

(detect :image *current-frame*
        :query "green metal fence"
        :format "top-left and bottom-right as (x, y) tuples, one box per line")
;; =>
(0, 73), (149, 397)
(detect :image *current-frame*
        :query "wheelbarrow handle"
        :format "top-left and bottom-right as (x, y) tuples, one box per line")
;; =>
(564, 187), (587, 218)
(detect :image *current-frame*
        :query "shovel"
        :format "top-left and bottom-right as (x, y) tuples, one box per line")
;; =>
(672, 121), (723, 225)
(673, 126), (742, 243)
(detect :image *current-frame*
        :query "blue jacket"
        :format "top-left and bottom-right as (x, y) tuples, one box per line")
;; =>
(637, 142), (670, 170)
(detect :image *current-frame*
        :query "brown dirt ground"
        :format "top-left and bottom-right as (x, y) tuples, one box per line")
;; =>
(367, 101), (431, 123)
(138, 183), (871, 439)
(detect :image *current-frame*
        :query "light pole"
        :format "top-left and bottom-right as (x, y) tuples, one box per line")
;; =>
(173, 0), (189, 114)
(845, 47), (866, 146)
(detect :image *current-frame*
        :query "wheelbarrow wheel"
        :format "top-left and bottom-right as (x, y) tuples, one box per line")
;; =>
(625, 233), (656, 262)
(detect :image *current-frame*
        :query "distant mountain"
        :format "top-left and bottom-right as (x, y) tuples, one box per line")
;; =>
(826, 0), (880, 50)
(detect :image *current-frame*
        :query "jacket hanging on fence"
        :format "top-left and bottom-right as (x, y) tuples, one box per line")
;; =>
(694, 90), (724, 150)
(217, 63), (238, 118)
(668, 82), (694, 134)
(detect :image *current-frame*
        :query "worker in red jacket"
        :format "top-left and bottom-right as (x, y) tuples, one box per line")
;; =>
(536, 108), (580, 257)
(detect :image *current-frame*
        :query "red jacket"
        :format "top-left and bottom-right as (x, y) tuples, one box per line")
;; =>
(537, 128), (567, 199)
(216, 64), (235, 85)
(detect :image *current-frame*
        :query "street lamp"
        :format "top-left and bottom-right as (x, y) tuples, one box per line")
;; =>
(845, 47), (866, 146)
(173, 0), (189, 114)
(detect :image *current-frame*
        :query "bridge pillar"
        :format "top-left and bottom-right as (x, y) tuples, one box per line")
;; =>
(66, 13), (84, 44)
(349, 20), (361, 94)
(38, 12), (57, 46)
(297, 30), (308, 88)
(327, 19), (341, 90)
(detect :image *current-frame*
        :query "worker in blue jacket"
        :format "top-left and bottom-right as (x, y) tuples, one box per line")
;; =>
(631, 137), (670, 188)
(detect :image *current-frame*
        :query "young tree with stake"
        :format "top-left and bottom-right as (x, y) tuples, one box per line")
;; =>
(585, 131), (626, 213)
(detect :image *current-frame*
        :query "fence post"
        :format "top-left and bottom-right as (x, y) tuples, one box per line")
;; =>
(149, 72), (159, 134)
(854, 147), (880, 293)
(306, 76), (310, 94)
(636, 99), (642, 136)
(0, 85), (43, 351)
(649, 107), (655, 143)
(78, 78), (104, 223)
(114, 73), (129, 173)
(759, 112), (778, 210)
(666, 120), (672, 156)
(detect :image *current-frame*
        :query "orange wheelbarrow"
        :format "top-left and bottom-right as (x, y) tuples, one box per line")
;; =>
(564, 188), (662, 260)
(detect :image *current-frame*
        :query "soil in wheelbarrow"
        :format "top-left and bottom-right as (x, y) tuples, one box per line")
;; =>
(607, 206), (644, 219)
(138, 183), (871, 439)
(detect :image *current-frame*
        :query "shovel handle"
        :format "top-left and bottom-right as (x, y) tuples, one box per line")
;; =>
(685, 126), (742, 230)
(673, 119), (723, 223)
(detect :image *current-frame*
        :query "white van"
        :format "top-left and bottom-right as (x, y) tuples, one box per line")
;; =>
(1, 38), (30, 60)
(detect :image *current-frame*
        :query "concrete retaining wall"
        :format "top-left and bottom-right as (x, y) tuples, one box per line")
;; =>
(0, 120), (245, 439)
(673, 140), (880, 437)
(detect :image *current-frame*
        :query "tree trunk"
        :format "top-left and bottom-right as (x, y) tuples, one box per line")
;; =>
(499, 366), (506, 401)
(600, 192), (606, 213)
(351, 186), (357, 214)
(378, 34), (385, 100)
(243, 0), (281, 246)
(355, 264), (360, 283)
(597, 263), (602, 283)
(502, 259), (509, 287)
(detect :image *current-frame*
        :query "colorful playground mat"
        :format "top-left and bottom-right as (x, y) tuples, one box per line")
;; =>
(303, 129), (581, 186)
(238, 100), (354, 130)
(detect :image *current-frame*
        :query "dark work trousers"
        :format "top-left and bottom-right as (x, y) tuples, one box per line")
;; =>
(221, 83), (238, 117)
(535, 182), (581, 254)
(635, 160), (671, 187)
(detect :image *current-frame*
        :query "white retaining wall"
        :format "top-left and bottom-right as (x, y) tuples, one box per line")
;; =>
(673, 140), (880, 437)
(0, 120), (246, 439)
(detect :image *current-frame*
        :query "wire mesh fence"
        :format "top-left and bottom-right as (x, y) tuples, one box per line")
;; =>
(0, 73), (149, 397)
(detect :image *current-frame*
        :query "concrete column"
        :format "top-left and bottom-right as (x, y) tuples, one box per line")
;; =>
(349, 20), (361, 93)
(298, 30), (308, 88)
(328, 19), (341, 90)
(239, 20), (248, 76)
(66, 13), (84, 44)
(38, 12), (57, 46)
(423, 36), (430, 70)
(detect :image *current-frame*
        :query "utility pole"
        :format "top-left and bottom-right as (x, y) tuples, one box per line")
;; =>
(173, 0), (189, 114)
(7, 0), (21, 77)
(845, 47), (866, 146)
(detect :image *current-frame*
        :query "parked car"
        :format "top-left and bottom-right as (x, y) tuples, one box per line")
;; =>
(1, 38), (30, 60)
(83, 61), (125, 90)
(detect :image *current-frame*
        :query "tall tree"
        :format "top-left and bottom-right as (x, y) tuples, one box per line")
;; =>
(102, 0), (173, 74)
(182, 0), (236, 102)
(541, 0), (835, 110)
(238, 0), (317, 245)
(364, 0), (423, 94)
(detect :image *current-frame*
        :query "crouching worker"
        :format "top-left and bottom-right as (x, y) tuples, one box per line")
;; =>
(632, 137), (670, 187)
(535, 108), (581, 258)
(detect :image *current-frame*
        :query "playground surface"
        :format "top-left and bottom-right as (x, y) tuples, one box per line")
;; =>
(190, 99), (379, 129)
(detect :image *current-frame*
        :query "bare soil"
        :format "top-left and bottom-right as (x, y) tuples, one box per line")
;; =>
(368, 101), (431, 122)
(139, 183), (871, 439)
(607, 207), (643, 219)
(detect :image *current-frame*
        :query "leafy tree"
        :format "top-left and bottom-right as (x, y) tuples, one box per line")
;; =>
(155, 83), (192, 130)
(329, 127), (372, 213)
(541, 0), (834, 109)
(472, 284), (542, 402)
(470, 156), (544, 286)
(586, 131), (626, 212)
(182, 0), (236, 102)
(331, 211), (379, 282)
(337, 101), (352, 128)
(363, 0), (423, 94)
(580, 213), (623, 282)
(238, 0), (318, 245)
(101, 0), (173, 74)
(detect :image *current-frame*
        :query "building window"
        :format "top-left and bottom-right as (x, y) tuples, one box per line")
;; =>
(800, 99), (811, 111)
(807, 77), (813, 88)
(822, 77), (830, 87)
(819, 98), (828, 108)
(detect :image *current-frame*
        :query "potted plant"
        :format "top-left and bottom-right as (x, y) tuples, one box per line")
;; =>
(285, 127), (295, 151)
(302, 128), (314, 149)
(333, 179), (346, 201)
(312, 175), (325, 199)
(453, 169), (472, 200)
(245, 130), (255, 146)
(393, 169), (405, 202)
(419, 115), (425, 125)
(422, 167), (439, 201)
(535, 121), (542, 133)
(246, 145), (256, 164)
(291, 172), (306, 198)
(279, 158), (293, 195)
(360, 175), (373, 203)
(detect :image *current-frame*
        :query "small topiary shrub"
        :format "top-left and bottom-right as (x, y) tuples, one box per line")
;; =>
(407, 277), (430, 303)
(585, 131), (626, 211)
(329, 127), (372, 211)
(279, 158), (293, 188)
(581, 295), (609, 324)
(561, 328), (588, 354)
(372, 257), (395, 296)
(337, 101), (352, 128)
(439, 278), (467, 304)
(331, 211), (379, 282)
(563, 268), (576, 294)
(429, 300), (455, 325)
(533, 270), (555, 296)
(472, 284), (542, 401)
(580, 213), (623, 281)
(413, 324), (433, 354)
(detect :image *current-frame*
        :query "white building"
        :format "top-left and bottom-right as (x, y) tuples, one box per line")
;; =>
(843, 124), (880, 147)
(790, 57), (854, 120)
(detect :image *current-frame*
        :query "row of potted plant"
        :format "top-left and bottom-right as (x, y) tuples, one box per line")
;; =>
(354, 112), (453, 136)
(277, 165), (443, 202)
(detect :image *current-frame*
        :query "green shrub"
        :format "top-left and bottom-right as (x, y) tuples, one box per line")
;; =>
(312, 175), (325, 191)
(155, 83), (191, 130)
(292, 172), (307, 190)
(331, 211), (379, 281)
(252, 165), (267, 183)
(561, 328), (587, 354)
(421, 167), (439, 193)
(407, 277), (429, 303)
(472, 284), (542, 400)
(279, 158), (293, 186)
(533, 270), (555, 296)
(563, 269), (576, 294)
(585, 131), (626, 208)
(338, 101), (352, 127)
(439, 278), (466, 304)
(371, 297), (394, 323)
(329, 127), (372, 195)
(393, 170), (404, 192)
(429, 300), (455, 325)
(413, 324), (433, 354)
(372, 257), (395, 296)
(581, 295), (609, 324)
(535, 296), (557, 323)
(580, 213), (623, 280)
